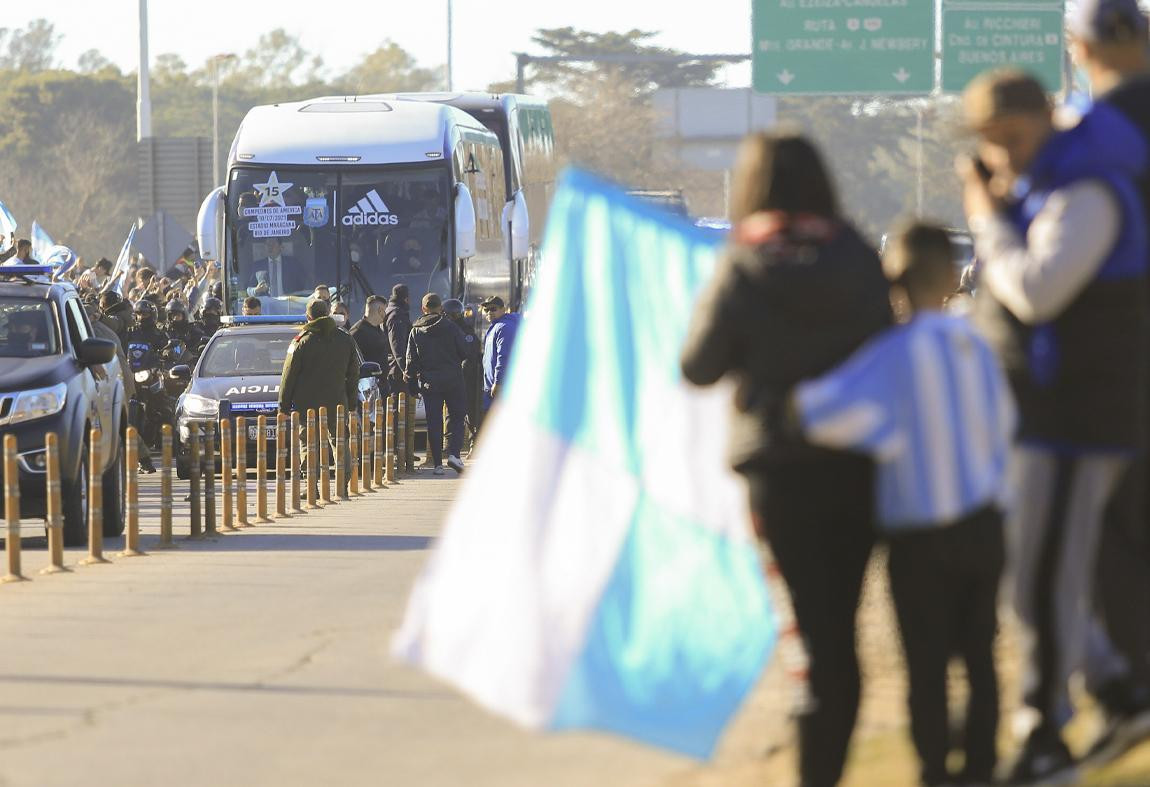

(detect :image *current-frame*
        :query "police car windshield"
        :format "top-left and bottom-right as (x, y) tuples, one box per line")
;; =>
(226, 164), (451, 319)
(0, 299), (59, 358)
(200, 333), (292, 378)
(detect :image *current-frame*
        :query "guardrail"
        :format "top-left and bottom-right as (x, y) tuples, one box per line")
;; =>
(0, 394), (416, 585)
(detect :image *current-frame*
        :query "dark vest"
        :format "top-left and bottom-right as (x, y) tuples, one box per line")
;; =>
(980, 104), (1148, 452)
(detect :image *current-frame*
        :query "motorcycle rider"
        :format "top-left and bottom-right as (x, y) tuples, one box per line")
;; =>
(193, 296), (224, 341)
(98, 290), (134, 348)
(165, 299), (205, 361)
(124, 299), (172, 472)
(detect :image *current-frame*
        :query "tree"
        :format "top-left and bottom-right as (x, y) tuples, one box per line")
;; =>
(526, 27), (730, 95)
(77, 48), (118, 76)
(236, 29), (325, 90)
(334, 42), (442, 94)
(0, 18), (60, 72)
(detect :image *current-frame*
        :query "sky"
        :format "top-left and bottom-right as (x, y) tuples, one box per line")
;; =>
(9, 0), (754, 89)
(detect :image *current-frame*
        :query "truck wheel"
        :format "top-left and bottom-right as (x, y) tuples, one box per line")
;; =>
(62, 447), (90, 547)
(102, 437), (125, 537)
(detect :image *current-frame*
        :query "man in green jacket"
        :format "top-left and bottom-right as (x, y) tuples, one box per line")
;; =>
(279, 299), (360, 493)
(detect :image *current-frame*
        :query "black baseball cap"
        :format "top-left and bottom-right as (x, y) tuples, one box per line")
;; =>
(1069, 0), (1149, 42)
(480, 296), (505, 312)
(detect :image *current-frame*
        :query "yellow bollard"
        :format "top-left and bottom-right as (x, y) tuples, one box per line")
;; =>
(361, 401), (372, 492)
(219, 419), (237, 532)
(319, 407), (333, 504)
(80, 429), (110, 564)
(118, 427), (145, 557)
(397, 393), (407, 477)
(290, 411), (305, 514)
(186, 425), (204, 541)
(373, 398), (385, 489)
(235, 416), (249, 527)
(275, 413), (289, 518)
(203, 422), (218, 537)
(406, 395), (416, 473)
(158, 425), (176, 549)
(386, 396), (397, 484)
(305, 409), (319, 510)
(349, 411), (361, 497)
(336, 405), (348, 501)
(3, 434), (26, 582)
(255, 414), (272, 523)
(41, 433), (68, 573)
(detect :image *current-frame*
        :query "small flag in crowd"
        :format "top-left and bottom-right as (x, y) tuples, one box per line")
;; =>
(103, 223), (137, 295)
(392, 169), (775, 759)
(44, 245), (79, 278)
(0, 200), (16, 252)
(30, 221), (54, 265)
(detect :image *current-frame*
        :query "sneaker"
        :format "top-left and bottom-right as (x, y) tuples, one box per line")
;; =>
(447, 455), (464, 475)
(433, 466), (445, 476)
(1005, 727), (1077, 785)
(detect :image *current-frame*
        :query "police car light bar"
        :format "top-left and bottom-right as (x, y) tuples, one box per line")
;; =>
(221, 315), (308, 326)
(0, 264), (55, 278)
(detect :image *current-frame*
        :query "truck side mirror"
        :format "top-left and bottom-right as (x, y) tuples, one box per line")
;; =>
(509, 190), (529, 261)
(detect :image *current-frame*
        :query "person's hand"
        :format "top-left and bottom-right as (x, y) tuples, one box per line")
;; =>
(254, 281), (269, 296)
(956, 156), (1000, 223)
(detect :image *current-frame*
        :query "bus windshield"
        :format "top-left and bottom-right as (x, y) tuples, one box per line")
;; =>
(226, 164), (452, 318)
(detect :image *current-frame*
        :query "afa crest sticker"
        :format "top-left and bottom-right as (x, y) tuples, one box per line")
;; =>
(304, 197), (329, 228)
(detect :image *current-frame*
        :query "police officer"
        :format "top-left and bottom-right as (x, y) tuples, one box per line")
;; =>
(193, 296), (225, 340)
(443, 298), (481, 453)
(123, 300), (170, 472)
(278, 298), (361, 496)
(99, 291), (134, 348)
(165, 299), (205, 360)
(406, 293), (470, 475)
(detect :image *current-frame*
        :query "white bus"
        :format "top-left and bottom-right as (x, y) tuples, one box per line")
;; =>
(196, 96), (521, 320)
(382, 93), (557, 310)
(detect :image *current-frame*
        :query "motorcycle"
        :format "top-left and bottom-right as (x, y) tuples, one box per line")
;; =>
(129, 340), (190, 451)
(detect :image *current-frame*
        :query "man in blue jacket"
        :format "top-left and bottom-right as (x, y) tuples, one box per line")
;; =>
(962, 69), (1149, 784)
(480, 296), (521, 411)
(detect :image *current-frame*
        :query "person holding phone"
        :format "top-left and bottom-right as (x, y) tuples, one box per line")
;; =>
(961, 70), (1149, 784)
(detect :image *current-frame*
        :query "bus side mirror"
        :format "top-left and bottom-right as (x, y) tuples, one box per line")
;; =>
(454, 183), (477, 260)
(509, 190), (529, 260)
(197, 186), (226, 262)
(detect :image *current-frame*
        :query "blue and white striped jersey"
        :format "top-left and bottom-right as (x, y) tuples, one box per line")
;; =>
(795, 311), (1016, 531)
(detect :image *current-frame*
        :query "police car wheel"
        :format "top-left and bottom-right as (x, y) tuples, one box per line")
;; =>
(102, 437), (126, 537)
(62, 446), (90, 547)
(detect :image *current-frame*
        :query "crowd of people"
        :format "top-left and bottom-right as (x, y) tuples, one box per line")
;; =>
(683, 2), (1150, 785)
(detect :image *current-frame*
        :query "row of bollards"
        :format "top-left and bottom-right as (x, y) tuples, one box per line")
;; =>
(0, 394), (417, 583)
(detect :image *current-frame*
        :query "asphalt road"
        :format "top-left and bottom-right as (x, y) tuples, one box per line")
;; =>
(0, 470), (690, 787)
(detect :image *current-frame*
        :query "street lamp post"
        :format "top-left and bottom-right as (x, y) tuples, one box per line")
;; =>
(446, 0), (453, 91)
(211, 54), (237, 186)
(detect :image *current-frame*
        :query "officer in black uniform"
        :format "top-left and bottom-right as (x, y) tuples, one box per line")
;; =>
(123, 300), (170, 472)
(165, 299), (206, 362)
(443, 298), (481, 453)
(193, 296), (225, 340)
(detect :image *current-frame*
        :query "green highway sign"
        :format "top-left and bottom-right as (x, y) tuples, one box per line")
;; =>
(752, 0), (936, 95)
(942, 3), (1066, 93)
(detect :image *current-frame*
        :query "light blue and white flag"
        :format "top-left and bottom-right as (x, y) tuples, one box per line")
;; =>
(44, 245), (79, 278)
(30, 221), (54, 264)
(393, 169), (775, 759)
(0, 200), (17, 252)
(103, 224), (137, 295)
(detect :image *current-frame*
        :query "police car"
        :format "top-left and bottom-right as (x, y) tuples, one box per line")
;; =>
(0, 265), (126, 545)
(171, 316), (383, 478)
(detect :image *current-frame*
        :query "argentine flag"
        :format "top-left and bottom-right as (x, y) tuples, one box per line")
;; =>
(393, 170), (775, 759)
(0, 200), (16, 252)
(103, 224), (138, 295)
(31, 221), (54, 264)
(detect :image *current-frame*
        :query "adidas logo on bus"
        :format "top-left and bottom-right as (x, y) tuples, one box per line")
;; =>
(343, 189), (400, 226)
